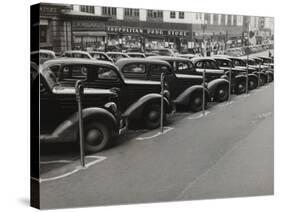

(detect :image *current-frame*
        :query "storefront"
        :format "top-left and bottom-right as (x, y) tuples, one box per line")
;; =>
(105, 20), (192, 52)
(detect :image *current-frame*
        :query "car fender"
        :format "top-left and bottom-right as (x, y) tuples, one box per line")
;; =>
(207, 78), (230, 98)
(122, 93), (170, 120)
(232, 74), (246, 84)
(48, 107), (118, 143)
(248, 73), (258, 81)
(174, 85), (209, 106)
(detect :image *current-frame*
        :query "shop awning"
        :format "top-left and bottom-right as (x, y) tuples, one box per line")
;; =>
(72, 31), (107, 37)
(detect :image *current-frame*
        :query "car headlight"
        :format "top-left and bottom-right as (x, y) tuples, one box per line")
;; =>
(104, 102), (118, 114)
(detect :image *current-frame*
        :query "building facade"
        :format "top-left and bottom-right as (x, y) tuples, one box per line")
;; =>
(39, 3), (274, 53)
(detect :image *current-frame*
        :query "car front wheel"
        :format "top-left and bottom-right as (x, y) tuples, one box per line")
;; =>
(83, 122), (111, 153)
(235, 80), (246, 94)
(214, 84), (229, 102)
(143, 104), (165, 130)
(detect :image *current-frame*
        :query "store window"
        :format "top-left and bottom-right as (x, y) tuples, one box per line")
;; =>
(102, 7), (117, 16)
(204, 13), (211, 24)
(170, 11), (176, 19)
(80, 5), (95, 14)
(179, 12), (184, 19)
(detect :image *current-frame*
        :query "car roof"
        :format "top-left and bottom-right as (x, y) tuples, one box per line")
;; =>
(63, 50), (91, 55)
(106, 52), (128, 55)
(41, 58), (118, 70)
(31, 49), (56, 55)
(191, 57), (216, 63)
(127, 52), (145, 55)
(212, 56), (232, 62)
(87, 51), (106, 54)
(115, 58), (172, 68)
(250, 56), (263, 61)
(147, 55), (192, 62)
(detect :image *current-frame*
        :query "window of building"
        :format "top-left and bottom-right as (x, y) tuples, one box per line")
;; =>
(170, 11), (176, 19)
(227, 15), (232, 25)
(40, 26), (47, 43)
(147, 10), (163, 18)
(204, 13), (211, 24)
(179, 12), (184, 19)
(125, 8), (139, 17)
(233, 15), (237, 26)
(80, 5), (95, 14)
(213, 14), (218, 25)
(221, 14), (226, 25)
(102, 7), (117, 16)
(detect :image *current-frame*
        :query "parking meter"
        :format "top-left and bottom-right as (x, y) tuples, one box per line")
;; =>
(160, 73), (165, 133)
(202, 69), (206, 115)
(229, 67), (232, 101)
(245, 56), (249, 94)
(258, 62), (261, 87)
(75, 80), (85, 168)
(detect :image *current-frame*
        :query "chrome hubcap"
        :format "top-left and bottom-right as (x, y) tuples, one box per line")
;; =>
(86, 129), (103, 146)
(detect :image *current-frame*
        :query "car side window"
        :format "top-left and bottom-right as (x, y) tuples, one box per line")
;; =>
(176, 62), (193, 74)
(150, 64), (171, 76)
(195, 61), (203, 68)
(204, 61), (218, 69)
(96, 66), (118, 80)
(123, 63), (146, 74)
(216, 60), (229, 67)
(61, 65), (87, 81)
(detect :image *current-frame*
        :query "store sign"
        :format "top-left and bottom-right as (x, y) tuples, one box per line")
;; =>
(167, 30), (188, 36)
(107, 26), (143, 34)
(107, 26), (189, 37)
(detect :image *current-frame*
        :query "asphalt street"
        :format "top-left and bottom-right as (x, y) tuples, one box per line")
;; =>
(39, 70), (274, 209)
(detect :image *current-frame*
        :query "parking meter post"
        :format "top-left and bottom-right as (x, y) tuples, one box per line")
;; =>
(75, 80), (85, 168)
(202, 69), (206, 115)
(229, 67), (232, 101)
(258, 63), (261, 88)
(160, 73), (164, 133)
(246, 55), (249, 94)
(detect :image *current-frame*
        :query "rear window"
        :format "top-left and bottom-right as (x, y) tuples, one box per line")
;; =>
(122, 63), (146, 74)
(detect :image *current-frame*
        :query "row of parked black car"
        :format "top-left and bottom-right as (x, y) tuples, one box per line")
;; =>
(31, 49), (274, 153)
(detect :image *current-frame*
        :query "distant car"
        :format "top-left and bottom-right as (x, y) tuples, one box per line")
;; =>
(227, 56), (268, 86)
(127, 52), (146, 58)
(258, 56), (274, 71)
(144, 52), (158, 57)
(43, 58), (173, 130)
(157, 48), (176, 56)
(31, 49), (56, 65)
(177, 54), (196, 59)
(61, 50), (93, 59)
(116, 57), (210, 112)
(106, 52), (130, 63)
(88, 51), (114, 63)
(38, 62), (123, 153)
(213, 56), (259, 93)
(148, 56), (230, 103)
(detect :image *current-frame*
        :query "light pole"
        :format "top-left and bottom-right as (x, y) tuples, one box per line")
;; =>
(201, 20), (207, 56)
